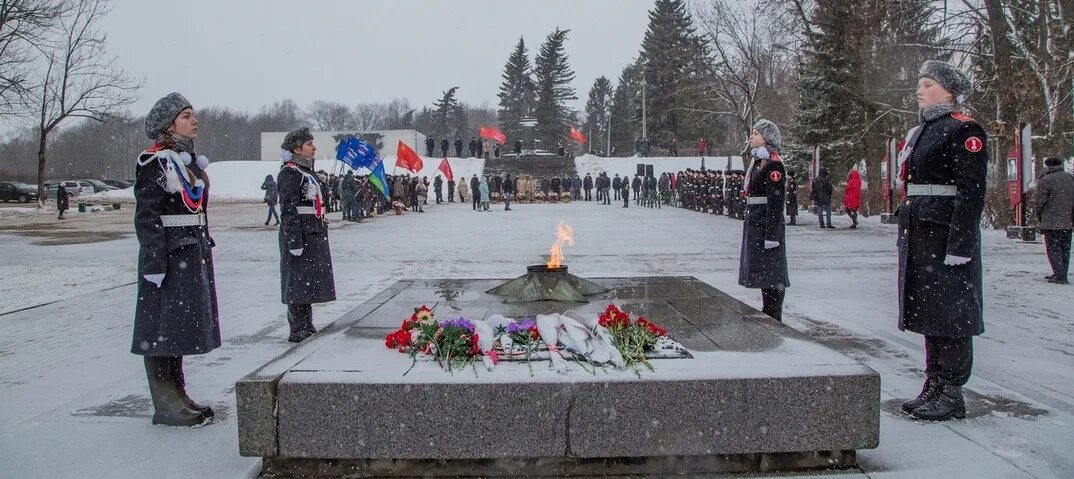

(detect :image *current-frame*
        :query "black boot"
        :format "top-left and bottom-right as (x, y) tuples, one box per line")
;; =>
(901, 377), (939, 413)
(145, 357), (207, 427)
(760, 288), (785, 321)
(910, 383), (966, 421)
(288, 305), (313, 342)
(171, 357), (214, 418)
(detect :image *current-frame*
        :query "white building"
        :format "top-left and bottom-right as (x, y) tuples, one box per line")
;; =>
(260, 129), (426, 162)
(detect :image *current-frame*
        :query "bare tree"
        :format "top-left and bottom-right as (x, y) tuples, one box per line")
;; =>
(305, 100), (354, 131)
(28, 0), (140, 205)
(352, 102), (388, 130)
(0, 0), (65, 118)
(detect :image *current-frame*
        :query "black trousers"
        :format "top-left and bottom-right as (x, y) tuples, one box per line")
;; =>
(287, 303), (312, 333)
(847, 209), (858, 225)
(1043, 229), (1072, 280)
(924, 336), (973, 386)
(585, 188), (591, 201)
(448, 186), (455, 202)
(761, 287), (785, 321)
(472, 193), (480, 210)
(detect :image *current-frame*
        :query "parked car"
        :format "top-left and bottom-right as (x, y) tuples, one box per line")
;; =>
(102, 179), (133, 189)
(44, 180), (93, 198)
(0, 182), (39, 203)
(80, 179), (119, 192)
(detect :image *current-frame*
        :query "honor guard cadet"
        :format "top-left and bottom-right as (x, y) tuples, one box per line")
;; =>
(738, 120), (790, 321)
(278, 128), (337, 343)
(897, 60), (987, 421)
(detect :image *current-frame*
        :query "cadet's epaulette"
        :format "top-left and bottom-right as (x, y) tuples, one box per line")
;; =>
(951, 112), (974, 123)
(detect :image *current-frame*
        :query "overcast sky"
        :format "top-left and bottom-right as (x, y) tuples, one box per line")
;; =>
(102, 0), (654, 118)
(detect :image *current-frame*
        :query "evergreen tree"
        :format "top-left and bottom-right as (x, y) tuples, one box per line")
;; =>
(583, 76), (614, 154)
(497, 37), (535, 145)
(433, 87), (460, 139)
(533, 28), (577, 150)
(638, 0), (710, 151)
(610, 58), (644, 156)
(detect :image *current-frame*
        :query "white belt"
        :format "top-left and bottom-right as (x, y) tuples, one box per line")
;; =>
(906, 184), (957, 196)
(746, 197), (768, 205)
(160, 213), (206, 227)
(295, 206), (318, 215)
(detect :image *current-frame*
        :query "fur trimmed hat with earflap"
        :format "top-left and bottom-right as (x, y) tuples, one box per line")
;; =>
(281, 127), (314, 154)
(144, 92), (192, 140)
(1044, 157), (1063, 167)
(752, 119), (782, 149)
(919, 60), (972, 103)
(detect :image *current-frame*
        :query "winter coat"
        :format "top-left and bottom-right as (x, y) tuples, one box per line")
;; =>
(479, 178), (490, 203)
(416, 182), (428, 203)
(278, 156), (336, 305)
(132, 145), (221, 356)
(502, 176), (515, 194)
(492, 175), (502, 193)
(612, 177), (622, 190)
(632, 177), (642, 190)
(1035, 166), (1074, 230)
(469, 176), (480, 196)
(810, 172), (833, 206)
(458, 182), (469, 202)
(256, 178), (277, 210)
(738, 149), (789, 290)
(433, 176), (443, 191)
(56, 185), (69, 211)
(583, 176), (593, 189)
(785, 177), (798, 214)
(896, 111), (986, 337)
(844, 170), (862, 210)
(341, 174), (358, 199)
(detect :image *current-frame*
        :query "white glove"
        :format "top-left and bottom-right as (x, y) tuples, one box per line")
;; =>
(289, 248), (303, 256)
(195, 155), (209, 170)
(943, 255), (970, 266)
(752, 147), (770, 160)
(178, 151), (192, 166)
(144, 273), (165, 288)
(764, 241), (780, 249)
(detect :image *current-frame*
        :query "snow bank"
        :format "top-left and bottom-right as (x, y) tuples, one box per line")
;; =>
(574, 154), (746, 178)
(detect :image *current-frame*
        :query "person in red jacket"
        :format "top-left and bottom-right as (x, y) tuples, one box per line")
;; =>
(696, 137), (707, 156)
(844, 169), (862, 228)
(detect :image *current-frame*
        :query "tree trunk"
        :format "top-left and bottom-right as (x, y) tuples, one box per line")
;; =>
(35, 128), (48, 210)
(985, 0), (1018, 228)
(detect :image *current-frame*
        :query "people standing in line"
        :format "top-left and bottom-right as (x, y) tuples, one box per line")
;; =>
(422, 176), (430, 205)
(447, 175), (456, 203)
(503, 173), (515, 211)
(493, 143), (501, 158)
(483, 138), (492, 160)
(470, 174), (481, 210)
(457, 177), (469, 204)
(478, 176), (490, 211)
(433, 175), (444, 204)
(339, 171), (357, 222)
(454, 137), (463, 158)
(133, 93), (220, 427)
(425, 136), (435, 157)
(811, 168), (834, 228)
(737, 119), (789, 322)
(56, 183), (70, 219)
(583, 173), (593, 201)
(262, 174), (280, 226)
(897, 60), (988, 422)
(572, 175), (582, 200)
(409, 177), (420, 212)
(440, 137), (450, 157)
(844, 169), (862, 229)
(1035, 157), (1074, 285)
(785, 170), (798, 226)
(278, 127), (337, 344)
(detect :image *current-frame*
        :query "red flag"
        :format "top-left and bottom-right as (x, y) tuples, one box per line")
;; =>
(438, 157), (454, 182)
(570, 126), (587, 144)
(396, 140), (424, 173)
(479, 126), (507, 145)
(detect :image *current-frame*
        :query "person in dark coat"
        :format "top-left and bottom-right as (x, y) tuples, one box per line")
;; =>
(469, 137), (479, 158)
(621, 173), (631, 208)
(278, 127), (336, 343)
(133, 92), (220, 427)
(514, 139), (522, 155)
(785, 170), (798, 225)
(340, 171), (358, 221)
(433, 175), (444, 204)
(502, 173), (515, 211)
(261, 174), (280, 225)
(738, 119), (789, 321)
(425, 137), (435, 157)
(56, 183), (69, 219)
(470, 174), (480, 210)
(612, 175), (622, 201)
(896, 60), (987, 421)
(1035, 157), (1074, 284)
(810, 168), (834, 228)
(583, 173), (593, 201)
(447, 176), (456, 203)
(454, 137), (463, 157)
(440, 137), (449, 157)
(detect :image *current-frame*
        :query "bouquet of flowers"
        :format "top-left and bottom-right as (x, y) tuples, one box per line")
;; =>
(490, 191), (502, 204)
(597, 304), (668, 373)
(559, 192), (572, 203)
(391, 200), (406, 215)
(385, 306), (481, 374)
(505, 317), (541, 375)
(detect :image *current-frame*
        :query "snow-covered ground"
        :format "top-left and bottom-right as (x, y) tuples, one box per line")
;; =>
(0, 199), (1071, 478)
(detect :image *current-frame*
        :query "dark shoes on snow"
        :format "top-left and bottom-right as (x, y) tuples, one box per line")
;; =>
(145, 359), (211, 427)
(1047, 277), (1069, 284)
(901, 377), (940, 413)
(905, 381), (966, 421)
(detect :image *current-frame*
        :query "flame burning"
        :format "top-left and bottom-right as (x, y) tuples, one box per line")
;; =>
(547, 221), (574, 268)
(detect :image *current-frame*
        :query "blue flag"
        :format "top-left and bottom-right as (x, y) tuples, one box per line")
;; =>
(336, 137), (379, 170)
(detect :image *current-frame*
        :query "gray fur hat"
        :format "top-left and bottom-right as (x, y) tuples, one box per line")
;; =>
(752, 119), (781, 149)
(919, 60), (972, 103)
(281, 127), (314, 153)
(144, 92), (192, 140)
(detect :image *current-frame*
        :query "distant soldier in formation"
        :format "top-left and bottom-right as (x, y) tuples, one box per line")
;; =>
(433, 175), (443, 204)
(785, 170), (798, 225)
(447, 176), (456, 203)
(425, 136), (435, 157)
(469, 137), (479, 158)
(440, 137), (450, 157)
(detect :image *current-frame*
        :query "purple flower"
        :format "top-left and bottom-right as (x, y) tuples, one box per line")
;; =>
(440, 317), (475, 332)
(507, 318), (536, 335)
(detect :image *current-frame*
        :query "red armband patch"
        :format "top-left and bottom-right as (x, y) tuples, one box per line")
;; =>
(964, 136), (983, 153)
(769, 171), (782, 182)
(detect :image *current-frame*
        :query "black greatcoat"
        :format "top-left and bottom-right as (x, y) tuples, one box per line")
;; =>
(897, 112), (986, 337)
(278, 160), (337, 305)
(132, 147), (221, 356)
(738, 152), (789, 289)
